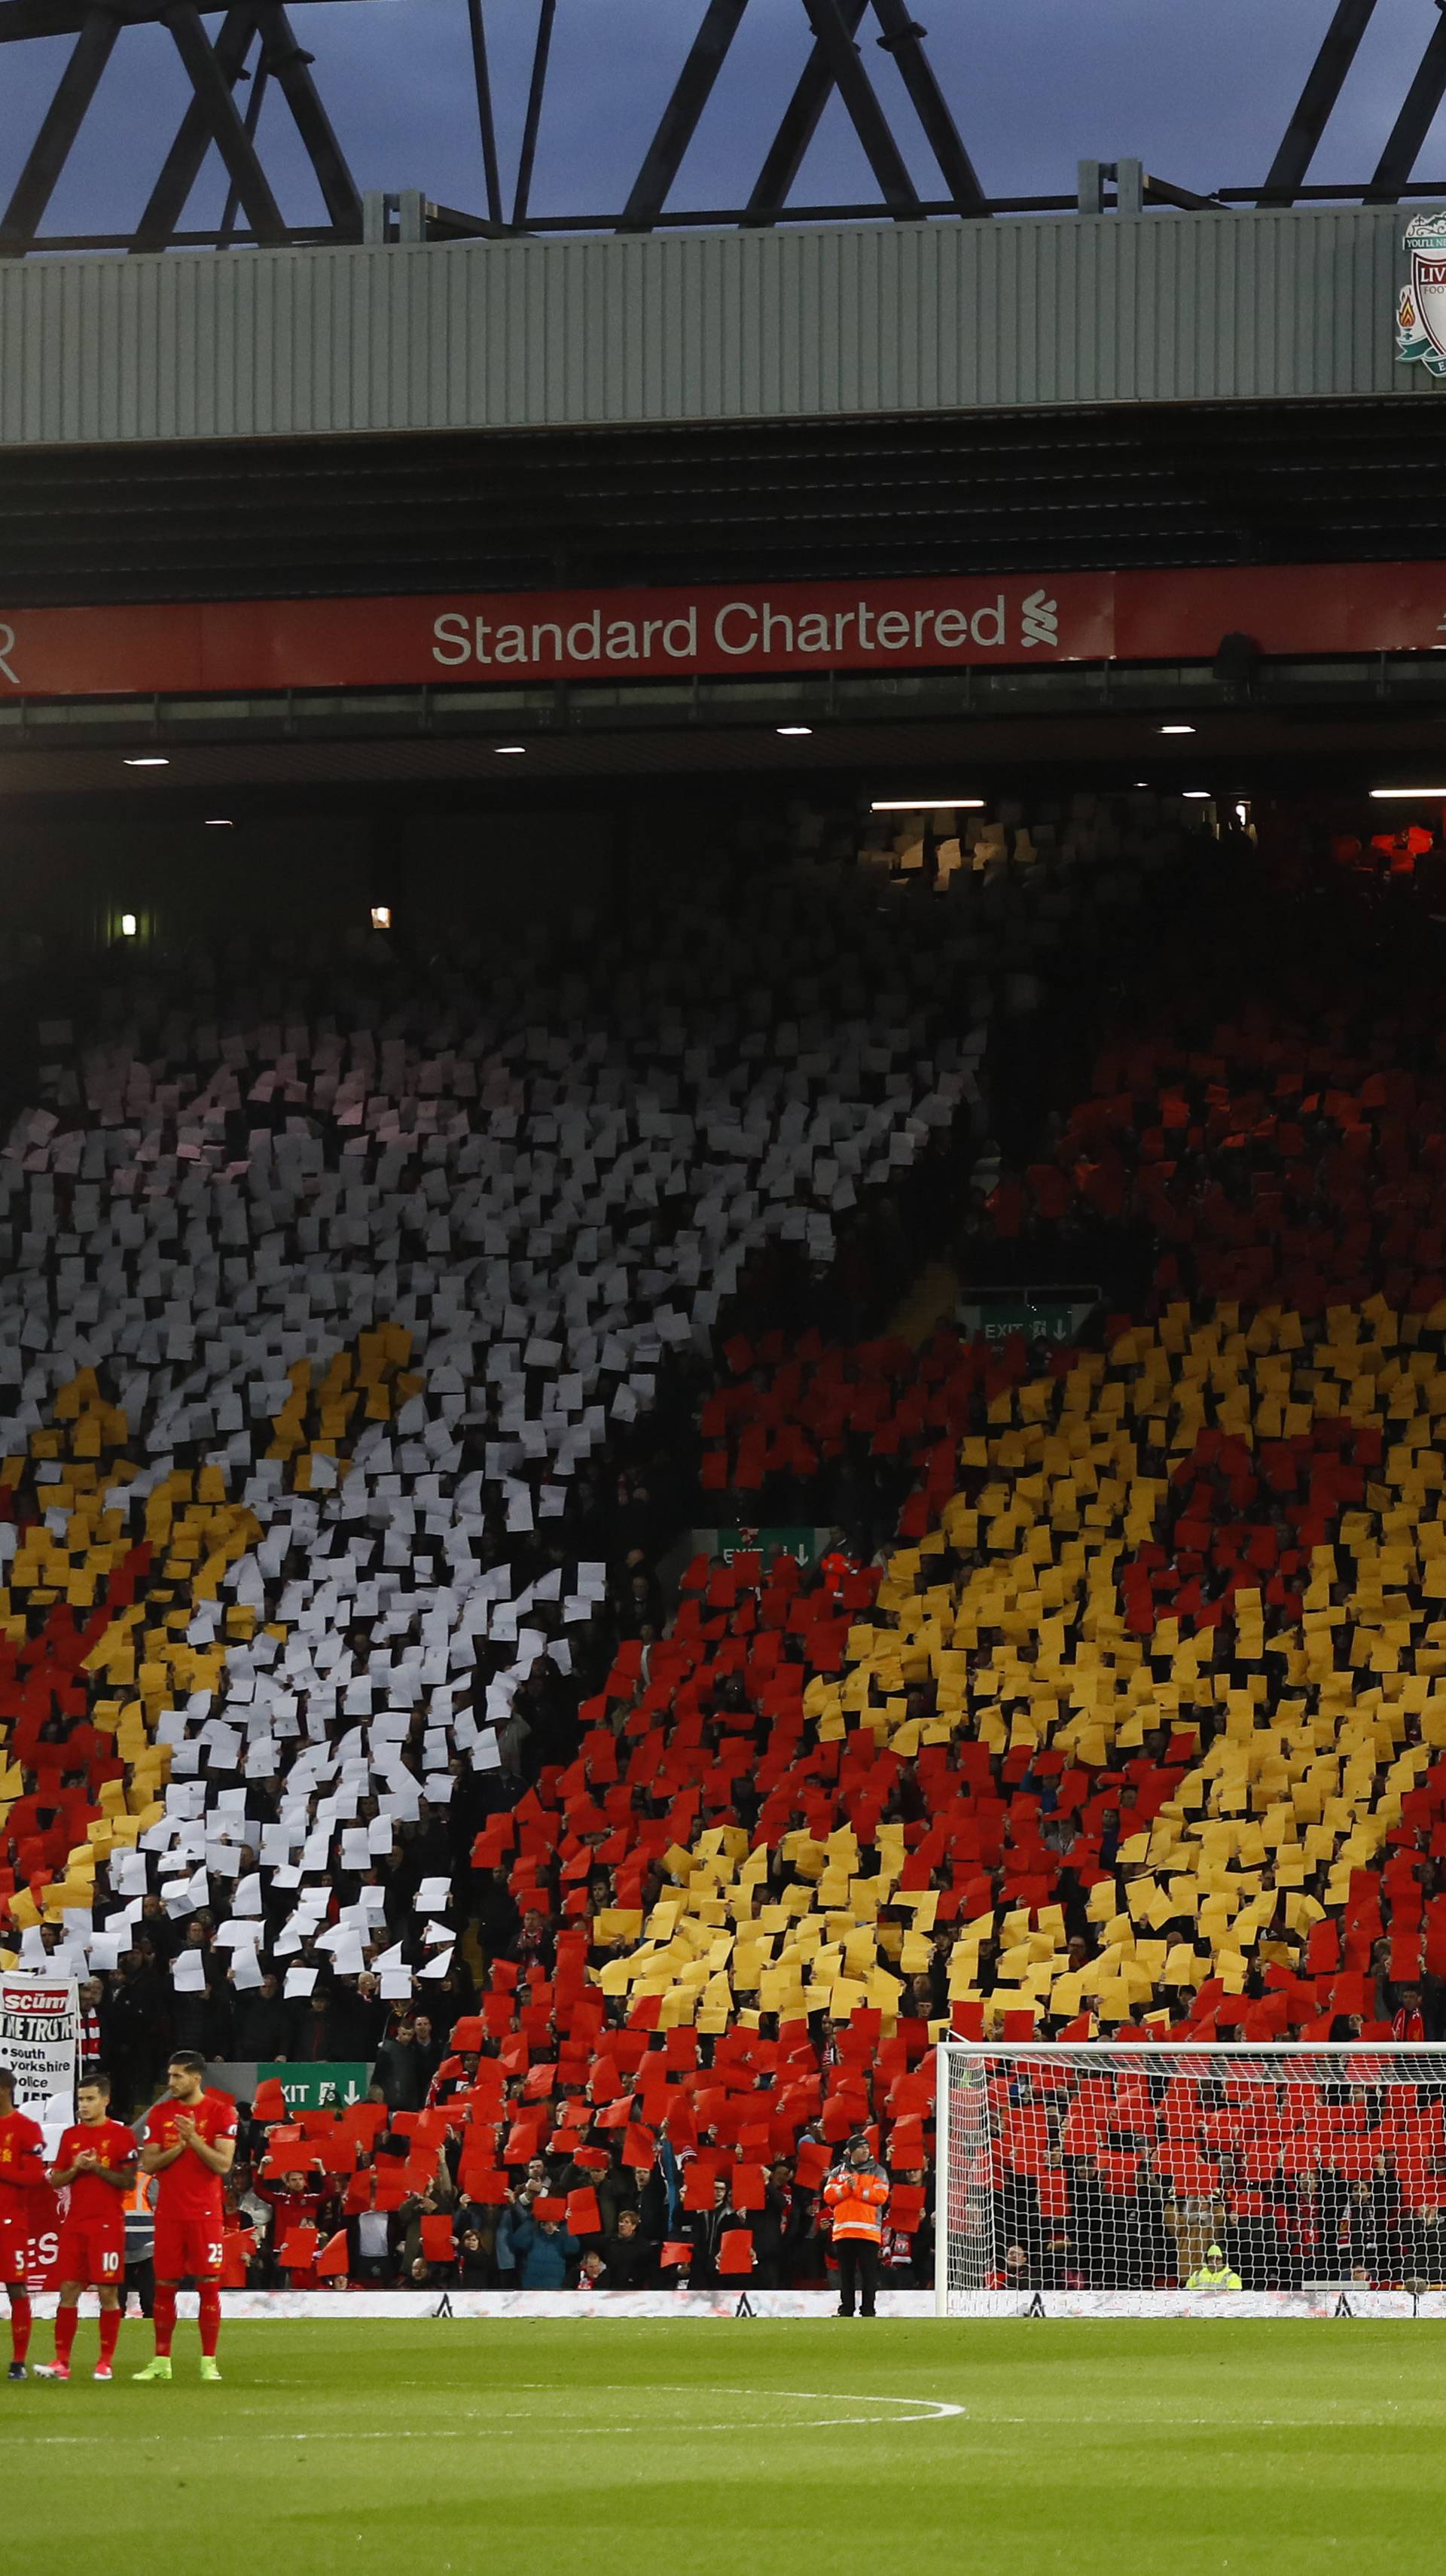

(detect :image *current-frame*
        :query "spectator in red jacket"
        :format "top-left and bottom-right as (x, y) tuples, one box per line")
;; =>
(257, 2168), (335, 2285)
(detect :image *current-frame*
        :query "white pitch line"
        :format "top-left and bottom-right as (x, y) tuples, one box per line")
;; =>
(9, 2389), (967, 2443)
(12, 2423), (951, 2445)
(770, 2392), (965, 2419)
(953, 2414), (1420, 2431)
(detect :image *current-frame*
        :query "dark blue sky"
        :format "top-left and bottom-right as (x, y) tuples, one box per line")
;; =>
(6, 0), (1446, 240)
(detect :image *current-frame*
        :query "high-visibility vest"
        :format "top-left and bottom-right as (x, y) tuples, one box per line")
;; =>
(121, 2171), (155, 2262)
(1186, 2260), (1241, 2291)
(822, 2167), (889, 2244)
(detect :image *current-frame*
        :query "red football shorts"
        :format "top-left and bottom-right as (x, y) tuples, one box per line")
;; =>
(56, 2222), (125, 2285)
(0, 2220), (28, 2285)
(154, 2214), (225, 2282)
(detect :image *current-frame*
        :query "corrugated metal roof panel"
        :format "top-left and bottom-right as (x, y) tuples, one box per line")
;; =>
(0, 203), (1436, 450)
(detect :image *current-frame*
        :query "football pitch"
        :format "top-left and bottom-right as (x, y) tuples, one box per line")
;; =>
(5, 2318), (1445, 2576)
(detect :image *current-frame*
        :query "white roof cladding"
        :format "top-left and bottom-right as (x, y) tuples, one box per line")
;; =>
(0, 201), (1431, 449)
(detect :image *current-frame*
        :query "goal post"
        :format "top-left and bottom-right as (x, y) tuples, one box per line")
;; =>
(935, 2038), (1446, 2315)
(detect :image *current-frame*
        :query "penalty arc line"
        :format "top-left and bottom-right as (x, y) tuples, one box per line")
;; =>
(491, 2382), (966, 2422)
(768, 2392), (965, 2417)
(12, 2392), (968, 2443)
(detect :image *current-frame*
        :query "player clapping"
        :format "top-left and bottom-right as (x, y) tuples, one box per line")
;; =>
(133, 2051), (237, 2385)
(36, 2073), (138, 2382)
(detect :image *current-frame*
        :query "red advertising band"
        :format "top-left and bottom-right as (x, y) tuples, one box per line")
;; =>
(0, 564), (1442, 699)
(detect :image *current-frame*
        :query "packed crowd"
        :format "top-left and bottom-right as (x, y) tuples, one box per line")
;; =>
(198, 2084), (923, 2300)
(32, 790), (1446, 2296)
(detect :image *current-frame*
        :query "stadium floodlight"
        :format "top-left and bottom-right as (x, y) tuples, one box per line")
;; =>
(935, 2039), (1446, 2315)
(1371, 787), (1446, 798)
(870, 797), (984, 812)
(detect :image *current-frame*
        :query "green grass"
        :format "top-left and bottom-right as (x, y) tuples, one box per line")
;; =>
(5, 2318), (1445, 2576)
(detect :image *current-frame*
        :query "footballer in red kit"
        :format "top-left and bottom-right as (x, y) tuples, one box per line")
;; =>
(0, 2064), (47, 2379)
(35, 2071), (137, 2382)
(133, 2050), (236, 2383)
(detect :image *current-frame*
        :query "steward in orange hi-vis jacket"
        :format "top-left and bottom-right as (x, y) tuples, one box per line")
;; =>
(822, 2135), (889, 2319)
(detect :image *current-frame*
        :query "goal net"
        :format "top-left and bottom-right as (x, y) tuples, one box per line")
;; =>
(935, 2040), (1446, 2315)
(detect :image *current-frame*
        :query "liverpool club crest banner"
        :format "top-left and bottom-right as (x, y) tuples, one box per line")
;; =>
(1398, 211), (1446, 376)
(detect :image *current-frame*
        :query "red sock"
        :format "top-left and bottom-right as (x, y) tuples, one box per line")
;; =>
(98, 2309), (120, 2369)
(9, 2294), (31, 2366)
(53, 2306), (78, 2370)
(152, 2285), (177, 2358)
(198, 2284), (221, 2360)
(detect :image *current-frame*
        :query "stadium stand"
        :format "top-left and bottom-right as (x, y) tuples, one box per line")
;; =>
(26, 788), (1446, 2294)
(0, 828), (1002, 2285)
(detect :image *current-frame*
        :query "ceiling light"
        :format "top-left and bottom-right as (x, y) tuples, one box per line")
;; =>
(1182, 790), (1212, 800)
(870, 797), (985, 812)
(1370, 786), (1446, 799)
(370, 905), (392, 931)
(493, 744), (526, 756)
(1158, 724), (1195, 736)
(776, 725), (813, 736)
(124, 755), (169, 767)
(1133, 781), (1150, 788)
(205, 817), (233, 828)
(120, 913), (137, 937)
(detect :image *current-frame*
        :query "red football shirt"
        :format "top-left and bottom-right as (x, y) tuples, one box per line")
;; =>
(144, 2092), (237, 2224)
(53, 2120), (138, 2223)
(259, 2181), (328, 2233)
(0, 2110), (46, 2221)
